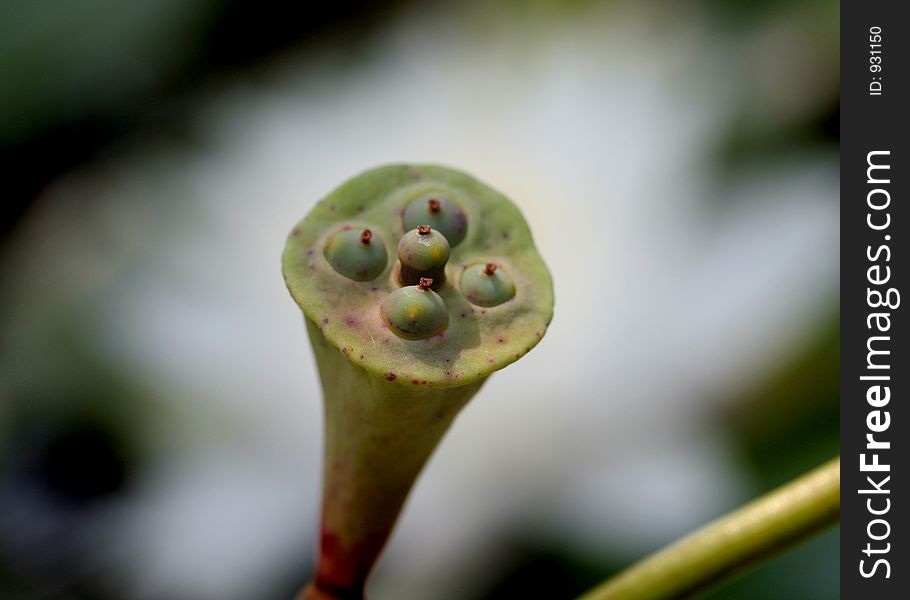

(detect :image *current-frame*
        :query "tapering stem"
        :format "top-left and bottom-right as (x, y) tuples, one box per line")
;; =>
(578, 457), (840, 600)
(300, 319), (485, 599)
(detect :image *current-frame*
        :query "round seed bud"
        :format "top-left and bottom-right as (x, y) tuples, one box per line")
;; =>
(397, 225), (450, 287)
(323, 227), (387, 281)
(460, 262), (515, 307)
(402, 194), (468, 247)
(380, 278), (449, 340)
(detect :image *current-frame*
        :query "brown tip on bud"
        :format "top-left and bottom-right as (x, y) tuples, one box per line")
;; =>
(359, 229), (372, 244)
(417, 224), (431, 235)
(418, 277), (433, 290)
(428, 198), (441, 213)
(484, 263), (497, 276)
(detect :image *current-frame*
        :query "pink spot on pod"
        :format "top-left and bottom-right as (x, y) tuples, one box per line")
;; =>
(386, 373), (396, 381)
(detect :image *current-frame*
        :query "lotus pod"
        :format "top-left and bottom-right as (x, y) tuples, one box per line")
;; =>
(282, 164), (553, 599)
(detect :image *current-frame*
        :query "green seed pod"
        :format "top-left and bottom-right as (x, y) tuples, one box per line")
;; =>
(402, 194), (468, 247)
(323, 227), (387, 281)
(284, 165), (551, 383)
(460, 262), (516, 307)
(283, 164), (553, 600)
(397, 225), (450, 287)
(380, 277), (449, 340)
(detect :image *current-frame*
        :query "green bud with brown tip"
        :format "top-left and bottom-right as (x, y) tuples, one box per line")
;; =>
(323, 227), (387, 281)
(380, 277), (449, 340)
(460, 262), (516, 307)
(402, 194), (468, 247)
(397, 225), (450, 288)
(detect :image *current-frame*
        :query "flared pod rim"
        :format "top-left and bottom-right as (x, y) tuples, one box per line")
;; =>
(282, 163), (554, 388)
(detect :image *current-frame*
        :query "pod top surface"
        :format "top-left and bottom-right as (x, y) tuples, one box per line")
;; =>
(282, 164), (553, 388)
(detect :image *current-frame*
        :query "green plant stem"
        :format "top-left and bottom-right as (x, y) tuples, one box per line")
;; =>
(578, 457), (840, 600)
(302, 319), (485, 599)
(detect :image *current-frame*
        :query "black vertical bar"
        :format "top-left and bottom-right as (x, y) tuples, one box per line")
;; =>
(841, 1), (907, 598)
